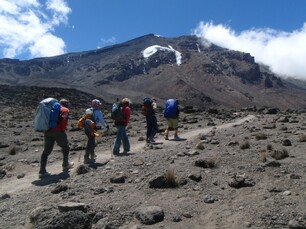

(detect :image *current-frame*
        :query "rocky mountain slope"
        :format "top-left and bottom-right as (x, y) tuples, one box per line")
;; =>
(1, 34), (306, 110)
(0, 86), (306, 229)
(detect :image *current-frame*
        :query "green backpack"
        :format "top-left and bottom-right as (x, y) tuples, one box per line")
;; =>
(111, 102), (123, 121)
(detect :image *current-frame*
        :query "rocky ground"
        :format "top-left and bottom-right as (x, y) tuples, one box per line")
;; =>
(1, 87), (306, 229)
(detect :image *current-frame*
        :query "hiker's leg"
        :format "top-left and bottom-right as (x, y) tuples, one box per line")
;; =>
(122, 127), (130, 152)
(84, 133), (92, 160)
(173, 119), (179, 138)
(164, 128), (169, 140)
(88, 136), (96, 159)
(150, 116), (158, 140)
(146, 117), (150, 140)
(164, 118), (171, 139)
(113, 125), (123, 154)
(174, 129), (179, 137)
(55, 131), (70, 167)
(39, 131), (55, 173)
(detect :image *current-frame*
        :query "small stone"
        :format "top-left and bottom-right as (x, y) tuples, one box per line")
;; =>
(283, 190), (291, 196)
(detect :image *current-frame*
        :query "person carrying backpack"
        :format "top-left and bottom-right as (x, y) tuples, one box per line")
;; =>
(38, 99), (74, 178)
(142, 97), (158, 143)
(91, 99), (109, 130)
(83, 108), (100, 164)
(163, 99), (180, 140)
(112, 98), (131, 155)
(90, 99), (109, 159)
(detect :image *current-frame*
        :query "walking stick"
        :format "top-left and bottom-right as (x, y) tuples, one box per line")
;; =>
(109, 129), (114, 160)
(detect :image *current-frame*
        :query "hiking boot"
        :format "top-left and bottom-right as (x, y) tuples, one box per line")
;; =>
(174, 135), (180, 140)
(62, 162), (74, 171)
(164, 135), (169, 140)
(149, 138), (155, 143)
(84, 158), (95, 164)
(38, 172), (51, 179)
(146, 138), (150, 143)
(123, 150), (131, 155)
(90, 153), (97, 160)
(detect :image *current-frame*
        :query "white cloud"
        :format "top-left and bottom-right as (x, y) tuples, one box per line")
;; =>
(193, 21), (306, 80)
(29, 34), (66, 58)
(0, 0), (71, 59)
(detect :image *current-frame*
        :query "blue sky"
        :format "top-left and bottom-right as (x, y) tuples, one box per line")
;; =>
(0, 0), (306, 79)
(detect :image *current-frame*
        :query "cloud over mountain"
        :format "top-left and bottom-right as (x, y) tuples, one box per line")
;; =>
(194, 21), (306, 80)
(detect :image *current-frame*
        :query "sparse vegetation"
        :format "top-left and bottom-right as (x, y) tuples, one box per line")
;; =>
(8, 146), (17, 155)
(165, 166), (177, 187)
(196, 142), (205, 150)
(267, 144), (273, 151)
(259, 150), (268, 162)
(240, 140), (250, 149)
(255, 132), (267, 140)
(271, 149), (289, 160)
(207, 155), (218, 168)
(2, 85), (306, 229)
(298, 134), (306, 142)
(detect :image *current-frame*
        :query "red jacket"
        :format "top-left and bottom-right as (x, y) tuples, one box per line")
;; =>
(51, 106), (69, 131)
(115, 105), (131, 126)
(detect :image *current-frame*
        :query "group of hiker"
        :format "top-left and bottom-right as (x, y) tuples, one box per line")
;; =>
(36, 96), (180, 179)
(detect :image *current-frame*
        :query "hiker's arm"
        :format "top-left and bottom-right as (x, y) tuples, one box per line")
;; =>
(94, 110), (108, 128)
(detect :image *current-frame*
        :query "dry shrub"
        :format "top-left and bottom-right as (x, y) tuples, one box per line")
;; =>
(165, 166), (177, 187)
(259, 151), (267, 162)
(240, 140), (250, 149)
(298, 134), (306, 142)
(267, 144), (273, 151)
(207, 155), (218, 168)
(270, 149), (289, 160)
(4, 163), (15, 171)
(255, 132), (267, 140)
(196, 142), (205, 150)
(8, 146), (17, 155)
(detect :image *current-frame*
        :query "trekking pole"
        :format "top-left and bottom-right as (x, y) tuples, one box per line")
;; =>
(109, 129), (114, 160)
(79, 135), (86, 162)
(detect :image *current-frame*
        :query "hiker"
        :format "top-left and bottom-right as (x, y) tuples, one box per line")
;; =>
(163, 99), (180, 140)
(142, 97), (158, 143)
(83, 108), (100, 164)
(91, 99), (109, 130)
(38, 99), (73, 178)
(112, 98), (131, 155)
(90, 99), (109, 158)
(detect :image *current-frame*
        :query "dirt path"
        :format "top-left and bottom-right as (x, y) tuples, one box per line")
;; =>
(0, 114), (255, 195)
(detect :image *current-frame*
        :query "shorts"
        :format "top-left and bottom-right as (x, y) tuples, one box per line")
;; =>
(166, 118), (178, 130)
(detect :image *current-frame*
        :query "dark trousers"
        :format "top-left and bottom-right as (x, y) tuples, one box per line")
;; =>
(85, 132), (95, 159)
(146, 115), (158, 140)
(39, 130), (69, 173)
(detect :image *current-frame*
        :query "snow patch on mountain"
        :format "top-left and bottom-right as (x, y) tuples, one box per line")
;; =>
(142, 45), (182, 66)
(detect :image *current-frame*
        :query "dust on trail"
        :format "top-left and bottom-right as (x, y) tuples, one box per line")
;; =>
(0, 115), (255, 195)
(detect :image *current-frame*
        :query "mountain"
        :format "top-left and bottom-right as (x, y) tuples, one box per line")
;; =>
(0, 34), (306, 110)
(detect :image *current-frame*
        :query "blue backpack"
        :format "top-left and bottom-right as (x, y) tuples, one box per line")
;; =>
(163, 99), (178, 118)
(34, 98), (61, 132)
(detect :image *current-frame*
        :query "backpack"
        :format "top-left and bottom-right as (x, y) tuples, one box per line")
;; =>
(141, 97), (154, 116)
(163, 99), (178, 118)
(143, 97), (152, 105)
(111, 102), (123, 121)
(34, 98), (61, 132)
(77, 115), (86, 129)
(77, 108), (93, 129)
